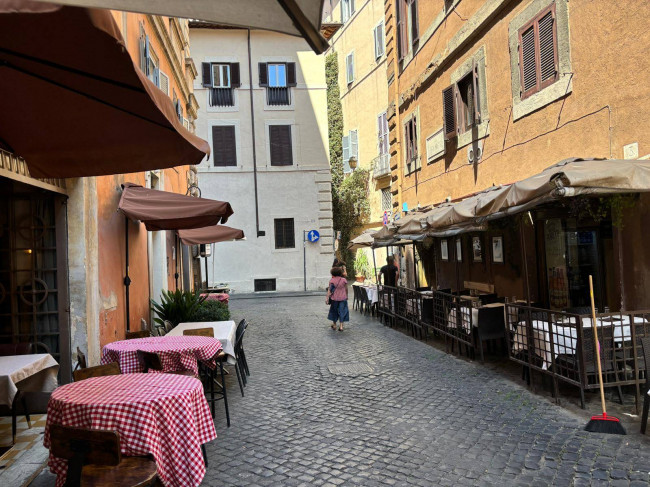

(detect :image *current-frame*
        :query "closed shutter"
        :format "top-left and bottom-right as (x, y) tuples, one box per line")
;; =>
(139, 31), (146, 73)
(342, 135), (350, 173)
(153, 67), (160, 88)
(287, 63), (297, 86)
(442, 85), (456, 140)
(538, 10), (557, 84)
(472, 61), (481, 123)
(230, 63), (241, 87)
(397, 0), (406, 61)
(520, 25), (537, 94)
(350, 129), (358, 159)
(144, 35), (151, 76)
(212, 125), (237, 167)
(202, 62), (212, 87)
(404, 119), (412, 162)
(274, 218), (295, 249)
(269, 125), (293, 166)
(374, 23), (384, 58)
(258, 62), (268, 86)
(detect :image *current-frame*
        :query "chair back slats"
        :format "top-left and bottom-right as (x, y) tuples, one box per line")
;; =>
(163, 320), (174, 333)
(137, 350), (163, 372)
(73, 362), (120, 382)
(183, 328), (214, 337)
(235, 319), (247, 348)
(125, 330), (150, 340)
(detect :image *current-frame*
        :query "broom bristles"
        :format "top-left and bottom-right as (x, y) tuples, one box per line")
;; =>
(585, 414), (627, 435)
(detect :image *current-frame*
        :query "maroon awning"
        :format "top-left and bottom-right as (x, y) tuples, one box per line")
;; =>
(177, 225), (245, 245)
(0, 1), (210, 178)
(118, 183), (233, 231)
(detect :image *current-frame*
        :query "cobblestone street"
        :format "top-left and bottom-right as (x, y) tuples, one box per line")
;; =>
(206, 295), (650, 486)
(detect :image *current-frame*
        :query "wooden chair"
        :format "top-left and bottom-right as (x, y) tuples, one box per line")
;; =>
(73, 362), (121, 382)
(183, 328), (214, 337)
(49, 424), (157, 487)
(640, 337), (650, 434)
(152, 322), (166, 337)
(125, 330), (150, 340)
(163, 320), (174, 333)
(136, 350), (195, 377)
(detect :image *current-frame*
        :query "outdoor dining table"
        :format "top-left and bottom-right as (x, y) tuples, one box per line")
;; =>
(101, 335), (222, 375)
(44, 373), (216, 487)
(168, 321), (237, 364)
(364, 285), (378, 305)
(511, 315), (647, 370)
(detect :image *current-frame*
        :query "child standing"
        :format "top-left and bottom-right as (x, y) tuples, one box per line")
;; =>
(327, 266), (349, 331)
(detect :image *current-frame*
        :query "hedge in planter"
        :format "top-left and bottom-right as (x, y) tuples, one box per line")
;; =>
(189, 300), (230, 322)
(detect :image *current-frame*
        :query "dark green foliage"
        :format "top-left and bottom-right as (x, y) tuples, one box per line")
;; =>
(326, 52), (344, 190)
(189, 300), (231, 322)
(151, 290), (206, 327)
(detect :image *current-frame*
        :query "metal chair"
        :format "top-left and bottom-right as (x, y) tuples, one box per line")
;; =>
(49, 424), (157, 487)
(73, 362), (121, 382)
(475, 306), (507, 362)
(640, 336), (650, 434)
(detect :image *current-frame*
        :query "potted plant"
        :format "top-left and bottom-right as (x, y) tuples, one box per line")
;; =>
(353, 252), (371, 282)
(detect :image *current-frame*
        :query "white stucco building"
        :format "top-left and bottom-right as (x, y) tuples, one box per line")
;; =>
(189, 24), (334, 293)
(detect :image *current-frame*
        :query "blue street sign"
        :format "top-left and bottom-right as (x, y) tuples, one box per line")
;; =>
(307, 230), (320, 242)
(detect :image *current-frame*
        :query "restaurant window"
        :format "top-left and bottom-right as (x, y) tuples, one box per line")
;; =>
(374, 21), (385, 59)
(202, 62), (240, 107)
(403, 114), (419, 175)
(397, 0), (418, 62)
(269, 125), (293, 166)
(211, 125), (237, 167)
(518, 4), (558, 100)
(274, 218), (295, 249)
(259, 62), (296, 106)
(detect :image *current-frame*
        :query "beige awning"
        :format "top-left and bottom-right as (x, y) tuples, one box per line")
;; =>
(34, 0), (329, 54)
(402, 158), (650, 236)
(347, 229), (377, 252)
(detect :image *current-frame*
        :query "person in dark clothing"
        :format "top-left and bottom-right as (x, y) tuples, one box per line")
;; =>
(379, 255), (399, 287)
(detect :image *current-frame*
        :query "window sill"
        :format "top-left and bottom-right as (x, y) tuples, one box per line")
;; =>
(456, 118), (490, 151)
(513, 77), (572, 121)
(207, 104), (238, 113)
(264, 103), (295, 111)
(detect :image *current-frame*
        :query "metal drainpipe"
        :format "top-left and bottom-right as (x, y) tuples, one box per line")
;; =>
(247, 29), (263, 237)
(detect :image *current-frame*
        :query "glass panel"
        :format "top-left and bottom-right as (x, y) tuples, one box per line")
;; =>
(268, 64), (287, 87)
(212, 64), (230, 88)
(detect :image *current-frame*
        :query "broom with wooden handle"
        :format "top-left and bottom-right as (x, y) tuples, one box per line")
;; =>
(584, 275), (626, 434)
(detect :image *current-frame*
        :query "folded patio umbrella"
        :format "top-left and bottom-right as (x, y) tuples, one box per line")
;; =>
(33, 0), (329, 54)
(177, 225), (245, 245)
(119, 183), (233, 230)
(0, 1), (210, 178)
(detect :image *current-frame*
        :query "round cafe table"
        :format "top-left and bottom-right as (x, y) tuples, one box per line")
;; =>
(101, 335), (222, 376)
(44, 373), (217, 487)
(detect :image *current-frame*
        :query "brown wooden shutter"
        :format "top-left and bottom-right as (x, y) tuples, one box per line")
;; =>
(258, 62), (268, 86)
(472, 61), (481, 123)
(201, 63), (212, 87)
(410, 0), (419, 46)
(270, 125), (293, 166)
(397, 0), (406, 61)
(442, 85), (457, 140)
(519, 24), (537, 96)
(212, 125), (237, 166)
(286, 63), (297, 87)
(538, 8), (558, 85)
(230, 63), (241, 87)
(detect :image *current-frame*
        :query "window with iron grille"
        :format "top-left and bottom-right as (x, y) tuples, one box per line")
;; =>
(269, 125), (293, 166)
(274, 218), (295, 249)
(211, 125), (237, 167)
(381, 188), (392, 211)
(254, 279), (277, 292)
(259, 62), (296, 106)
(201, 62), (240, 107)
(518, 4), (558, 100)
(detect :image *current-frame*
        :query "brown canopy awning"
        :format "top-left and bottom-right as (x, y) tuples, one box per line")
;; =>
(0, 1), (210, 178)
(34, 0), (329, 54)
(119, 183), (233, 231)
(347, 229), (377, 252)
(178, 225), (245, 245)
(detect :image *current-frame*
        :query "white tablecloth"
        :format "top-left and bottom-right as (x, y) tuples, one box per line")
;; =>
(0, 353), (59, 407)
(511, 316), (646, 370)
(170, 321), (237, 364)
(364, 286), (378, 304)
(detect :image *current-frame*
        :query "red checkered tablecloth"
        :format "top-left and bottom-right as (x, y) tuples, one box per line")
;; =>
(101, 336), (222, 376)
(44, 373), (217, 487)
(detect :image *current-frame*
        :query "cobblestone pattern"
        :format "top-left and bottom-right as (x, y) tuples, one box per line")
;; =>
(207, 296), (650, 486)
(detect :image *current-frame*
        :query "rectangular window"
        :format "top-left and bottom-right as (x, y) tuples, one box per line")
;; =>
(377, 112), (389, 156)
(404, 115), (419, 174)
(374, 21), (385, 59)
(269, 125), (293, 166)
(260, 62), (296, 106)
(342, 129), (358, 173)
(442, 63), (481, 138)
(212, 64), (231, 88)
(518, 4), (558, 100)
(268, 64), (287, 87)
(397, 0), (418, 61)
(159, 71), (169, 96)
(211, 125), (237, 167)
(346, 51), (354, 84)
(254, 279), (277, 292)
(341, 0), (355, 22)
(274, 218), (295, 249)
(381, 188), (392, 211)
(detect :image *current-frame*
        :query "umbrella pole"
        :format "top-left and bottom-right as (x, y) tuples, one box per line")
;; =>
(413, 242), (418, 289)
(372, 247), (378, 284)
(124, 216), (131, 332)
(204, 255), (209, 291)
(519, 215), (532, 304)
(174, 234), (180, 291)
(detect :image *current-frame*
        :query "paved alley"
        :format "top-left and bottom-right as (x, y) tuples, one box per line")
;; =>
(204, 295), (650, 486)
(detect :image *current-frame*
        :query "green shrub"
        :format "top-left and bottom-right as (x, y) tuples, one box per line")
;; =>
(189, 300), (230, 322)
(151, 290), (206, 327)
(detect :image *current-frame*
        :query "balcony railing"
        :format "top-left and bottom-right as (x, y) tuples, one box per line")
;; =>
(373, 153), (390, 179)
(267, 87), (291, 106)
